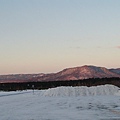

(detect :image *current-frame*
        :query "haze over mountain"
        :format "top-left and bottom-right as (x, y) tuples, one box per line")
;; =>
(0, 65), (120, 83)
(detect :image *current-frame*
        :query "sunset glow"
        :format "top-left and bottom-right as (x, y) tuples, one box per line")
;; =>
(0, 0), (120, 74)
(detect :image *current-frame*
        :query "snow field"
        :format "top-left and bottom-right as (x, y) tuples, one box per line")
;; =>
(0, 84), (120, 120)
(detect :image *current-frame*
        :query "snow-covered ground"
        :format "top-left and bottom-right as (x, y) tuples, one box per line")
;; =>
(0, 85), (120, 120)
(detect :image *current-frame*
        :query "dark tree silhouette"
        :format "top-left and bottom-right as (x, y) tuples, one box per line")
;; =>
(0, 77), (120, 91)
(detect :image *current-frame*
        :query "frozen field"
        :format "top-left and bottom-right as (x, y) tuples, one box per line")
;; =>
(0, 85), (120, 120)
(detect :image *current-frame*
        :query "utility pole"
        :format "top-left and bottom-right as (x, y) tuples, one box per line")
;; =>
(32, 85), (35, 95)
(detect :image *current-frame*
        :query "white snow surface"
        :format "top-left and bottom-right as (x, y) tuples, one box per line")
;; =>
(0, 84), (120, 120)
(41, 84), (119, 97)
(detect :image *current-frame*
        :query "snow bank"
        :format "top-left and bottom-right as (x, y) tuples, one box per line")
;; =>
(42, 85), (120, 97)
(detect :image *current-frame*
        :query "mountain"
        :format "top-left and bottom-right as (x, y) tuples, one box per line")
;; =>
(109, 68), (120, 75)
(0, 73), (45, 83)
(56, 65), (120, 79)
(34, 65), (120, 81)
(0, 65), (120, 83)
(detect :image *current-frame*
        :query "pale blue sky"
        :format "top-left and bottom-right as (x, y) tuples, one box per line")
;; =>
(0, 0), (120, 74)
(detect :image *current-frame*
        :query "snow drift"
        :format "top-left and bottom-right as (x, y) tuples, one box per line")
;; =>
(42, 85), (120, 97)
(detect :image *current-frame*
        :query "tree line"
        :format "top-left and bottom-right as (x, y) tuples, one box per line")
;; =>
(0, 77), (120, 91)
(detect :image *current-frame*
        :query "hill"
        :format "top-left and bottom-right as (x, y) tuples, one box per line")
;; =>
(31, 65), (120, 82)
(0, 65), (120, 83)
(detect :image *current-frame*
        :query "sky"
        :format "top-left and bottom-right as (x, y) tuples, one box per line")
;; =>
(0, 0), (120, 74)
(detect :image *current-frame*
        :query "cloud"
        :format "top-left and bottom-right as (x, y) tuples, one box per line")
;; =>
(75, 46), (82, 49)
(71, 46), (102, 50)
(116, 46), (120, 49)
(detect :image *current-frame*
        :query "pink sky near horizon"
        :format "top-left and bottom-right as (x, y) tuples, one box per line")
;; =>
(0, 0), (120, 75)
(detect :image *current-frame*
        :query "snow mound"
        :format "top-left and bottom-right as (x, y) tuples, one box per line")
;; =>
(42, 85), (120, 97)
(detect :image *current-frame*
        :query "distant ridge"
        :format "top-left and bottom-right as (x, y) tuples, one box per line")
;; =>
(34, 65), (120, 81)
(0, 65), (120, 83)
